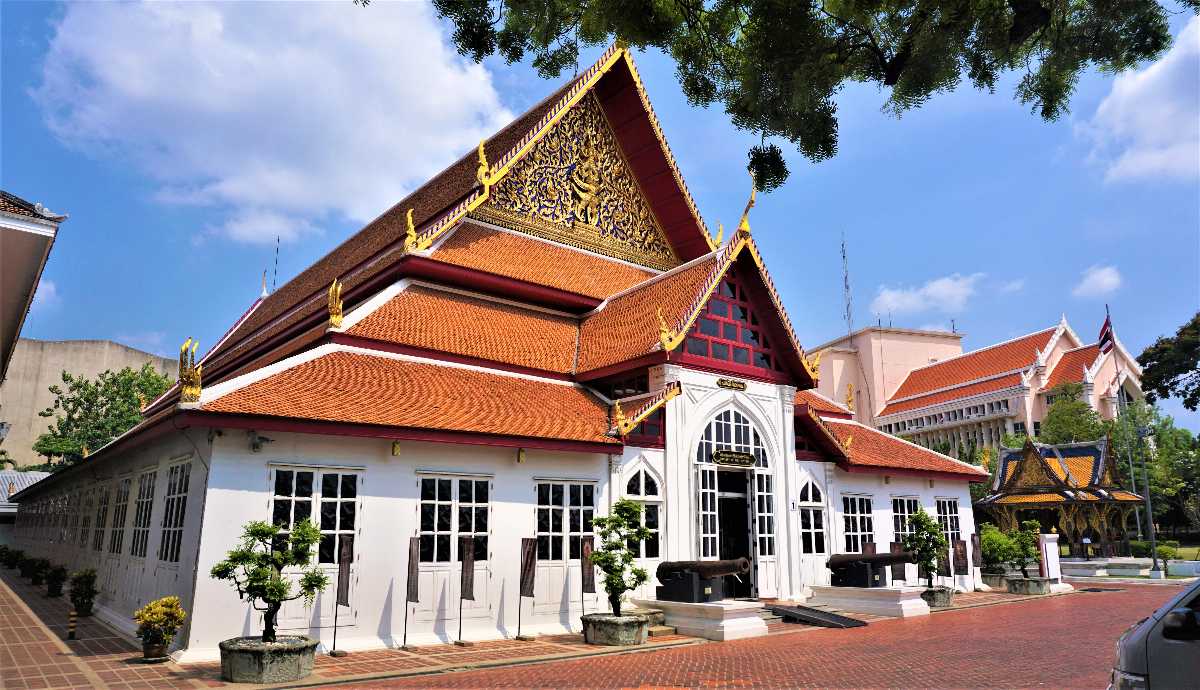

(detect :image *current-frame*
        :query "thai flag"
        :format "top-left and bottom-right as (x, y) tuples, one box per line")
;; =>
(1098, 315), (1115, 354)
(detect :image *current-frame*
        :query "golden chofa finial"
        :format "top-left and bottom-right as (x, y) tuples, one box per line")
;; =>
(845, 382), (855, 412)
(805, 350), (821, 381)
(179, 338), (202, 403)
(736, 170), (757, 233)
(476, 139), (492, 189)
(656, 307), (677, 350)
(613, 400), (629, 434)
(842, 435), (854, 451)
(403, 208), (419, 252)
(327, 278), (344, 328)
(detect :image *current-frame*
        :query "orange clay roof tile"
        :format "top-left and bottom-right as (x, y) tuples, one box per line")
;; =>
(887, 328), (1055, 402)
(202, 351), (618, 445)
(822, 419), (988, 479)
(795, 389), (850, 416)
(431, 223), (655, 299)
(994, 493), (1066, 504)
(879, 373), (1024, 415)
(577, 255), (721, 373)
(346, 285), (578, 374)
(1045, 344), (1099, 390)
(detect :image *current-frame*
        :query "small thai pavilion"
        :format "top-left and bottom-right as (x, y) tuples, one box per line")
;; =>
(977, 439), (1143, 556)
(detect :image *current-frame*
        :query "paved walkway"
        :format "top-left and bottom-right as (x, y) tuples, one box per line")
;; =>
(4, 566), (1172, 689)
(341, 581), (1186, 689)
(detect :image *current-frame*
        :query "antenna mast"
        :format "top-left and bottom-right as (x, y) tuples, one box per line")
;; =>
(272, 235), (280, 291)
(841, 232), (853, 335)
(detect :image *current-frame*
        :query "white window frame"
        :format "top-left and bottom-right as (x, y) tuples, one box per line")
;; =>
(92, 484), (110, 552)
(694, 409), (773, 561)
(936, 497), (962, 543)
(797, 478), (826, 555)
(892, 496), (920, 539)
(108, 477), (132, 555)
(535, 481), (595, 562)
(158, 461), (191, 564)
(130, 470), (156, 559)
(842, 494), (874, 554)
(271, 466), (362, 565)
(623, 468), (662, 559)
(417, 475), (490, 566)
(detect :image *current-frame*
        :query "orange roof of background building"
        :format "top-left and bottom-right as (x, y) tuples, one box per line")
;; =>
(431, 223), (655, 300)
(346, 285), (579, 374)
(880, 373), (1024, 416)
(1044, 344), (1099, 390)
(821, 418), (989, 480)
(201, 350), (618, 446)
(887, 327), (1055, 402)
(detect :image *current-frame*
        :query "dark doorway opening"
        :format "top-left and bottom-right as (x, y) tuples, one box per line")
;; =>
(717, 469), (752, 598)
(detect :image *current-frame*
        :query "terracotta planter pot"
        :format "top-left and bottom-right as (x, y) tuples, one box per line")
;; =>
(218, 636), (319, 684)
(580, 613), (649, 646)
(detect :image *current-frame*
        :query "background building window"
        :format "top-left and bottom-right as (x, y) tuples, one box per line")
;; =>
(130, 471), (156, 558)
(419, 477), (489, 563)
(842, 495), (874, 553)
(936, 498), (961, 543)
(158, 462), (191, 563)
(108, 478), (131, 554)
(892, 497), (920, 537)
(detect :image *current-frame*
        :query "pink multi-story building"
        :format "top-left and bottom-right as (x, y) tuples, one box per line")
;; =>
(812, 316), (1143, 454)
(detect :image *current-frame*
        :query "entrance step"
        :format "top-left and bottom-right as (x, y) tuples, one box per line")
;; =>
(766, 603), (868, 629)
(647, 624), (677, 637)
(758, 610), (784, 622)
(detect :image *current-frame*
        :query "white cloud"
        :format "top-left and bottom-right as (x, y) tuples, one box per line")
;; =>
(30, 280), (60, 313)
(999, 279), (1025, 294)
(1072, 265), (1122, 298)
(34, 2), (513, 243)
(1079, 16), (1200, 182)
(870, 273), (984, 316)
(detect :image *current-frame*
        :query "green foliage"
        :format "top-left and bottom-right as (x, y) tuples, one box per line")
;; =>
(18, 555), (38, 579)
(70, 569), (98, 615)
(1108, 400), (1199, 530)
(29, 558), (50, 585)
(46, 565), (68, 597)
(33, 364), (171, 466)
(1002, 433), (1029, 448)
(1, 548), (24, 569)
(1138, 312), (1199, 411)
(431, 0), (1177, 189)
(209, 519), (329, 642)
(1009, 520), (1041, 578)
(980, 524), (1016, 574)
(1039, 383), (1104, 444)
(1130, 540), (1179, 560)
(587, 498), (651, 616)
(134, 596), (188, 646)
(901, 508), (947, 589)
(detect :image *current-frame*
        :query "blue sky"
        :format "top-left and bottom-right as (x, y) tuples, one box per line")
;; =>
(3, 2), (1198, 429)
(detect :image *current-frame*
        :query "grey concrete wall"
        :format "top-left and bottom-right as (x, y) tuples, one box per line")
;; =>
(0, 339), (177, 467)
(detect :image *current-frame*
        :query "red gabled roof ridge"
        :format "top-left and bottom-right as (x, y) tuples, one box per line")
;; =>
(795, 389), (851, 417)
(1043, 342), (1101, 390)
(887, 326), (1056, 401)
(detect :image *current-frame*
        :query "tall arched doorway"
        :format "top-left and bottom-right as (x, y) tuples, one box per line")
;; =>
(694, 409), (777, 598)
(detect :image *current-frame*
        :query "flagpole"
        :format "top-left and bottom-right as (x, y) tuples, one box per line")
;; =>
(1108, 305), (1143, 541)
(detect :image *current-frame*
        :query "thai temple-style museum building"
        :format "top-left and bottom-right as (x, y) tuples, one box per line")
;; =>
(9, 47), (988, 659)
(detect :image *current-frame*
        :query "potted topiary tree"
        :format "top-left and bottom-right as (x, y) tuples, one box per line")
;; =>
(1, 548), (22, 569)
(979, 524), (1015, 589)
(902, 508), (954, 607)
(209, 519), (329, 684)
(46, 565), (68, 598)
(18, 555), (37, 579)
(581, 498), (652, 646)
(134, 596), (188, 661)
(1005, 520), (1049, 595)
(70, 569), (98, 616)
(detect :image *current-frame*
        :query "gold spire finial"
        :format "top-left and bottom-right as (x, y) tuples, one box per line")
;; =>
(715, 222), (724, 247)
(403, 208), (418, 252)
(845, 382), (855, 412)
(138, 393), (147, 410)
(327, 278), (344, 329)
(179, 338), (202, 403)
(81, 445), (89, 458)
(736, 170), (757, 233)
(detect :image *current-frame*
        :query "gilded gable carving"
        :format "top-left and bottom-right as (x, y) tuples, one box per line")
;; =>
(474, 93), (678, 271)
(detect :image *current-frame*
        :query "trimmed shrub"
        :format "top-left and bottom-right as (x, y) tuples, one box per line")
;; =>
(69, 569), (98, 616)
(134, 596), (188, 648)
(980, 524), (1016, 574)
(29, 558), (50, 585)
(46, 566), (68, 597)
(2, 548), (24, 569)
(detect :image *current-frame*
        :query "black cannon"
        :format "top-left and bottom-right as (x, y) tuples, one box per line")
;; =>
(827, 552), (913, 588)
(656, 558), (751, 603)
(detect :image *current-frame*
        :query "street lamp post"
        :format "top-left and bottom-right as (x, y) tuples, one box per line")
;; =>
(1137, 426), (1163, 578)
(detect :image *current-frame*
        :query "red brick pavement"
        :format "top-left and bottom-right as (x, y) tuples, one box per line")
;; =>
(343, 583), (1187, 689)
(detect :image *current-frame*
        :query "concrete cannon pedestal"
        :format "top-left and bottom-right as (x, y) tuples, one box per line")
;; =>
(632, 599), (767, 641)
(808, 586), (930, 617)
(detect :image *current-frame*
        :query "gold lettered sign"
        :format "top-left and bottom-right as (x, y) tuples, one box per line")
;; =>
(712, 450), (756, 467)
(716, 378), (746, 391)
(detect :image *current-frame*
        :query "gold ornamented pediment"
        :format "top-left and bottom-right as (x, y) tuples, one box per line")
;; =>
(474, 93), (678, 271)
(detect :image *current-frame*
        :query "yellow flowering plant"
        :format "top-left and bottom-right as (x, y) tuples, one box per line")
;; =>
(134, 596), (188, 646)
